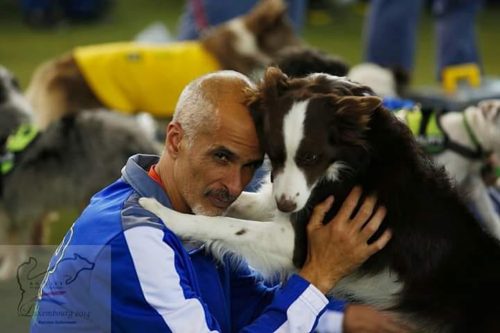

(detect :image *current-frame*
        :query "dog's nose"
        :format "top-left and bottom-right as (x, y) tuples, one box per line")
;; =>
(276, 196), (297, 213)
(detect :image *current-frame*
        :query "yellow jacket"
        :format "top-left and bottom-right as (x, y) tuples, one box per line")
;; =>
(74, 41), (220, 117)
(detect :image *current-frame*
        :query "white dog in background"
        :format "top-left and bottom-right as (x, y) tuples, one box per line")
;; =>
(419, 100), (500, 238)
(348, 63), (500, 238)
(348, 63), (398, 98)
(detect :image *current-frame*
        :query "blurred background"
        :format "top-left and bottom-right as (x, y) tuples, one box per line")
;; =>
(1, 0), (500, 91)
(1, 1), (500, 330)
(0, 0), (499, 247)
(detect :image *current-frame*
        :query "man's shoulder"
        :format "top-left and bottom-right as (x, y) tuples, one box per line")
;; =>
(73, 179), (167, 246)
(121, 192), (166, 231)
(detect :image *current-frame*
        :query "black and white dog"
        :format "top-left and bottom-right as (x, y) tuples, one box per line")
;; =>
(140, 68), (500, 332)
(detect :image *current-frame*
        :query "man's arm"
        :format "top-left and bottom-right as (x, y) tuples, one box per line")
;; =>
(229, 263), (334, 333)
(105, 187), (392, 333)
(98, 225), (220, 332)
(298, 188), (392, 294)
(230, 188), (395, 333)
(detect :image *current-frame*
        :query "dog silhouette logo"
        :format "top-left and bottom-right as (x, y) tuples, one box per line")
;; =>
(16, 253), (95, 317)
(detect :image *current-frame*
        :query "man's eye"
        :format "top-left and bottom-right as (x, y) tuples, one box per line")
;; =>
(214, 152), (229, 162)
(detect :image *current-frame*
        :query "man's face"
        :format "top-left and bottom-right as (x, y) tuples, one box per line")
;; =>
(174, 99), (263, 216)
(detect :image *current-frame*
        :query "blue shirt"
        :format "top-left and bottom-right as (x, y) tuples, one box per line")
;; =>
(31, 154), (341, 333)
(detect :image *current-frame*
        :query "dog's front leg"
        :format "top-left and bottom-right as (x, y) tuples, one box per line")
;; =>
(467, 175), (500, 239)
(225, 181), (277, 221)
(139, 197), (295, 277)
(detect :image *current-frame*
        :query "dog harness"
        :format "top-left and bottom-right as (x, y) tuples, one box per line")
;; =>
(397, 106), (490, 159)
(74, 41), (220, 117)
(0, 123), (39, 175)
(404, 108), (447, 155)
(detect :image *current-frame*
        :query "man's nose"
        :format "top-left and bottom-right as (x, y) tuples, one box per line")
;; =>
(224, 166), (244, 196)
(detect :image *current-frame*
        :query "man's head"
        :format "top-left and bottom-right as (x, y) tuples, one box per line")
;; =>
(158, 71), (263, 216)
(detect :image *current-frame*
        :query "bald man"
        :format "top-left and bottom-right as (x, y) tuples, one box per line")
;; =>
(31, 71), (401, 333)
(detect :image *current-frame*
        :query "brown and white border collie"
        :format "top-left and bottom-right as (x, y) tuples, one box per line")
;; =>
(25, 0), (299, 129)
(140, 67), (500, 332)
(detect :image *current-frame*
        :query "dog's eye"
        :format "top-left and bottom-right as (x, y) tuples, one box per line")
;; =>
(297, 153), (320, 166)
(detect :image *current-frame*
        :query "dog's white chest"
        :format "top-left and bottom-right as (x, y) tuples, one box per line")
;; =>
(331, 268), (403, 309)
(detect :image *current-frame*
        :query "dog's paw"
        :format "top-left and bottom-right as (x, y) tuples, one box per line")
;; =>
(138, 197), (184, 232)
(139, 197), (166, 216)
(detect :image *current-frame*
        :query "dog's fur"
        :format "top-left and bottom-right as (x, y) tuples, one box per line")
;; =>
(347, 62), (398, 98)
(347, 62), (410, 98)
(140, 68), (500, 332)
(0, 66), (33, 137)
(272, 46), (350, 79)
(0, 66), (161, 280)
(26, 0), (300, 129)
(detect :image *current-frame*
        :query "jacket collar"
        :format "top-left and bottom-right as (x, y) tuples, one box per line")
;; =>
(121, 154), (173, 208)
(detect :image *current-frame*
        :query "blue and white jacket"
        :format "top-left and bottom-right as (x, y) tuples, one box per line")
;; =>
(31, 154), (345, 333)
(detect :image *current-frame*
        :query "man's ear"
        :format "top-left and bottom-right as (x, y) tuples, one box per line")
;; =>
(165, 122), (184, 158)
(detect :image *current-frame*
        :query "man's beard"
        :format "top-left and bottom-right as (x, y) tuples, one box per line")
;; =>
(192, 188), (237, 216)
(191, 204), (220, 216)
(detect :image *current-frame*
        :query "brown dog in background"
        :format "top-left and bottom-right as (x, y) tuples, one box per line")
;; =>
(26, 0), (300, 128)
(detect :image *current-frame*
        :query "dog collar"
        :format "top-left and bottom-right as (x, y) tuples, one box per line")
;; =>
(435, 111), (490, 160)
(462, 113), (483, 154)
(0, 123), (39, 175)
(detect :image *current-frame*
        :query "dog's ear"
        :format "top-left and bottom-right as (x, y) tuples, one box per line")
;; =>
(332, 95), (382, 128)
(478, 99), (500, 121)
(247, 0), (287, 27)
(248, 67), (289, 111)
(261, 66), (289, 101)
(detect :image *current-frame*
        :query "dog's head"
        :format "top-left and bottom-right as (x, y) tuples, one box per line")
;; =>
(248, 67), (382, 213)
(0, 66), (33, 147)
(242, 0), (300, 58)
(202, 0), (301, 74)
(472, 99), (500, 155)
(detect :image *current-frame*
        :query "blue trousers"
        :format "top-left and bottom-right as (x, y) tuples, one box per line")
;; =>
(177, 0), (307, 40)
(364, 0), (482, 78)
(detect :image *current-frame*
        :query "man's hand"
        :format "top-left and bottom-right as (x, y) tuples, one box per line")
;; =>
(344, 304), (414, 333)
(299, 187), (392, 294)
